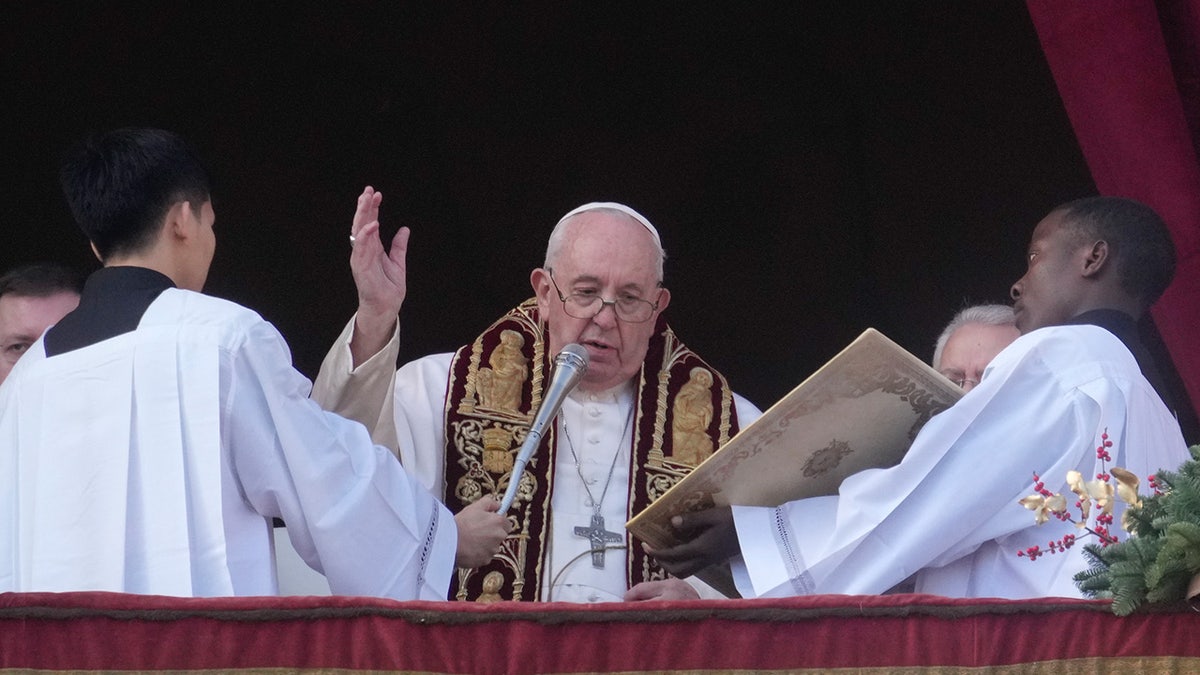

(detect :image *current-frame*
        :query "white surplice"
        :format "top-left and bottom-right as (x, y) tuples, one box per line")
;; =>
(731, 324), (1189, 600)
(313, 315), (762, 601)
(0, 289), (456, 599)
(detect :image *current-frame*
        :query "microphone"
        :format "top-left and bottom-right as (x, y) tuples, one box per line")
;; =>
(498, 343), (589, 512)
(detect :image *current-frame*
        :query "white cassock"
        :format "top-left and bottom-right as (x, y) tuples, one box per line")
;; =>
(731, 324), (1189, 600)
(0, 289), (456, 599)
(314, 316), (762, 602)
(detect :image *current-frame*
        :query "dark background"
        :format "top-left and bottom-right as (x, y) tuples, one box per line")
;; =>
(1, 3), (1097, 411)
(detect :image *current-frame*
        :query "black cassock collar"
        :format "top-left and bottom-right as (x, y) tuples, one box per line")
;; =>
(44, 266), (174, 357)
(1067, 308), (1172, 413)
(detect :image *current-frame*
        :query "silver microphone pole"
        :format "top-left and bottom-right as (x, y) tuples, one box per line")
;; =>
(498, 343), (589, 512)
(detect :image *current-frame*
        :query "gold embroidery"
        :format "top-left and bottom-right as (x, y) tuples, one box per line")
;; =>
(671, 366), (716, 465)
(482, 425), (516, 474)
(476, 329), (528, 413)
(475, 570), (505, 603)
(449, 419), (530, 505)
(447, 302), (550, 601)
(646, 328), (682, 468)
(445, 300), (739, 600)
(641, 330), (737, 513)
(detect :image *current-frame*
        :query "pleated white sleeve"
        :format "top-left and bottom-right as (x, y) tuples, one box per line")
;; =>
(220, 302), (458, 600)
(0, 290), (457, 600)
(731, 325), (1189, 600)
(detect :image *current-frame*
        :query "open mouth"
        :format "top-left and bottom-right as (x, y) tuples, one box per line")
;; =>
(582, 339), (613, 353)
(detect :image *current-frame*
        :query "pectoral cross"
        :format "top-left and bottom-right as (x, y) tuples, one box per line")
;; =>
(574, 513), (624, 568)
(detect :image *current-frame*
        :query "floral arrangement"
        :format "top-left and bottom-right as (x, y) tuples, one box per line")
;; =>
(1017, 430), (1144, 560)
(1018, 434), (1200, 616)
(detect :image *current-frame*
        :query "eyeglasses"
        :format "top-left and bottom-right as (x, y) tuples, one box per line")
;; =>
(547, 270), (662, 323)
(941, 372), (981, 390)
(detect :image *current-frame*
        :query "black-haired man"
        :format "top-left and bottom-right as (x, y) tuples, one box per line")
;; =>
(652, 196), (1189, 600)
(0, 128), (508, 597)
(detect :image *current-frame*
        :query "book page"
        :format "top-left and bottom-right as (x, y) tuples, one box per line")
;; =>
(627, 328), (963, 596)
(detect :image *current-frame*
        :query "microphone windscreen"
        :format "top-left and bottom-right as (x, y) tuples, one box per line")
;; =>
(557, 343), (590, 371)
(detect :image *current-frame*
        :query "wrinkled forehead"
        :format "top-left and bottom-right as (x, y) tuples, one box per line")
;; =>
(557, 234), (662, 288)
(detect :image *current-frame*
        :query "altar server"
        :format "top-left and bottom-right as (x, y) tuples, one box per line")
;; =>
(651, 196), (1190, 599)
(0, 128), (509, 598)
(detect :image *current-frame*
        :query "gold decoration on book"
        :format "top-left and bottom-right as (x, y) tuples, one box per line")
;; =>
(628, 328), (963, 597)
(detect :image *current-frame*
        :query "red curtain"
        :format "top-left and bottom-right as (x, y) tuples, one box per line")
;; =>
(1026, 0), (1200, 429)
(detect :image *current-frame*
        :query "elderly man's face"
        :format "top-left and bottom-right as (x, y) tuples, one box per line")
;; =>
(937, 322), (1020, 391)
(0, 291), (80, 384)
(532, 211), (670, 393)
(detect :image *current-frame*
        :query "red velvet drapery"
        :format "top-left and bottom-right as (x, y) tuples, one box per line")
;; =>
(1026, 0), (1200, 430)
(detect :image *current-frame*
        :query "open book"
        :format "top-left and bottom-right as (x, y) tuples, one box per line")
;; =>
(626, 328), (963, 597)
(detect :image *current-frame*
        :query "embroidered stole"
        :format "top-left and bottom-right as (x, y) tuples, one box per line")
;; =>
(443, 299), (741, 601)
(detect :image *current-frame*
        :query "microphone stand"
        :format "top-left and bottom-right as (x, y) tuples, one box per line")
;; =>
(498, 344), (588, 512)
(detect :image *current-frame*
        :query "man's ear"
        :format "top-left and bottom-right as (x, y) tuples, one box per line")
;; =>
(89, 242), (103, 263)
(1081, 240), (1109, 278)
(172, 201), (198, 241)
(530, 268), (553, 313)
(653, 286), (671, 315)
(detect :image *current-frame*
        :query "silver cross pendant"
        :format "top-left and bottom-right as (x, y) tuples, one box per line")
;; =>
(573, 513), (624, 568)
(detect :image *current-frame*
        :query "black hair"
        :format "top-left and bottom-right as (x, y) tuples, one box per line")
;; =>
(1056, 196), (1176, 305)
(59, 128), (210, 261)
